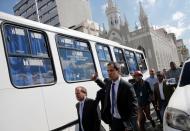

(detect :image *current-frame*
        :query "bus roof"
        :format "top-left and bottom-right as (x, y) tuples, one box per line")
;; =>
(0, 11), (142, 53)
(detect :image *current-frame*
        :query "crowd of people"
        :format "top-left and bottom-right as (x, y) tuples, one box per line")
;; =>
(74, 61), (181, 131)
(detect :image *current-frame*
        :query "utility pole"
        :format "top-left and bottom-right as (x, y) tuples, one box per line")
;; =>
(34, 0), (40, 22)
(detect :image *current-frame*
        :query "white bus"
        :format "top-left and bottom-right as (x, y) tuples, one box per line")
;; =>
(0, 12), (149, 131)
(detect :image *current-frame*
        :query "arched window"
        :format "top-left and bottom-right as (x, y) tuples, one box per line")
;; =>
(115, 17), (118, 24)
(111, 17), (114, 25)
(137, 46), (146, 57)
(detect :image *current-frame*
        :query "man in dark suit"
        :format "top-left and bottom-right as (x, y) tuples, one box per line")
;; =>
(154, 71), (175, 122)
(75, 86), (102, 131)
(92, 62), (138, 131)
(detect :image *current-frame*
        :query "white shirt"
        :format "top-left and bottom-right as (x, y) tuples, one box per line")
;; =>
(159, 81), (165, 100)
(146, 76), (158, 91)
(110, 77), (121, 119)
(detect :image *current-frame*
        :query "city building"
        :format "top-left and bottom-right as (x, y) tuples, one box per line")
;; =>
(13, 0), (92, 28)
(100, 0), (181, 70)
(176, 39), (189, 63)
(69, 19), (100, 36)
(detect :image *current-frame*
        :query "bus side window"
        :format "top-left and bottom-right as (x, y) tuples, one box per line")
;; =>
(95, 43), (112, 78)
(4, 25), (30, 55)
(135, 52), (147, 72)
(56, 36), (96, 82)
(114, 48), (129, 76)
(29, 32), (48, 57)
(3, 24), (56, 88)
(124, 50), (139, 73)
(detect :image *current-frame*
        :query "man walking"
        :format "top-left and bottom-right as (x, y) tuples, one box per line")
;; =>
(166, 61), (181, 84)
(146, 69), (158, 92)
(133, 71), (155, 131)
(75, 86), (102, 131)
(154, 71), (175, 122)
(92, 62), (138, 131)
(145, 69), (161, 122)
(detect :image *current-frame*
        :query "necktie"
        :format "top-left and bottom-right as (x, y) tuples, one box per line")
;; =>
(80, 102), (83, 119)
(79, 102), (84, 131)
(111, 82), (115, 114)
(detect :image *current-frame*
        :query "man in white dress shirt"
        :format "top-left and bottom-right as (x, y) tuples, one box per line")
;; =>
(92, 62), (138, 131)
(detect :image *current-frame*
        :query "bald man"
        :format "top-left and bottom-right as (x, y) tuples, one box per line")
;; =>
(145, 69), (161, 123)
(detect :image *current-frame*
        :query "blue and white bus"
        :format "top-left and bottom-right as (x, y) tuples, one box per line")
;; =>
(0, 12), (149, 131)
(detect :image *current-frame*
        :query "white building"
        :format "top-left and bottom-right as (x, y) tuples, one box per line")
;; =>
(101, 0), (181, 70)
(176, 39), (189, 63)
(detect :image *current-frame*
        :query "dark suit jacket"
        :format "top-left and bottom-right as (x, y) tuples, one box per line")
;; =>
(95, 78), (138, 128)
(154, 80), (175, 107)
(76, 98), (101, 131)
(133, 80), (153, 106)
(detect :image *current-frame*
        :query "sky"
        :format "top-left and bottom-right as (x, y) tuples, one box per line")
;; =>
(0, 0), (190, 51)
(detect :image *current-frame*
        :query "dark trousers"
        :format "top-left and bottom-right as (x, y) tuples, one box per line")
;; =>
(130, 116), (138, 131)
(159, 100), (168, 122)
(137, 104), (154, 131)
(151, 100), (162, 122)
(110, 117), (125, 131)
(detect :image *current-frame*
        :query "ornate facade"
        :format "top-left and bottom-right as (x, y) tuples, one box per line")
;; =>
(100, 0), (181, 70)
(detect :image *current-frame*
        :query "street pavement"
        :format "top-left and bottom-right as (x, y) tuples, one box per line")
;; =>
(145, 105), (163, 131)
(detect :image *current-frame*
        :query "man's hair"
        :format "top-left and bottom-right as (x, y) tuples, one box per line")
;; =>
(170, 61), (175, 65)
(156, 71), (163, 76)
(76, 86), (87, 95)
(107, 62), (121, 72)
(149, 68), (155, 72)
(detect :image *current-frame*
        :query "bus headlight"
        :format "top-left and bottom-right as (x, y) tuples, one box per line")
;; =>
(165, 107), (190, 131)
